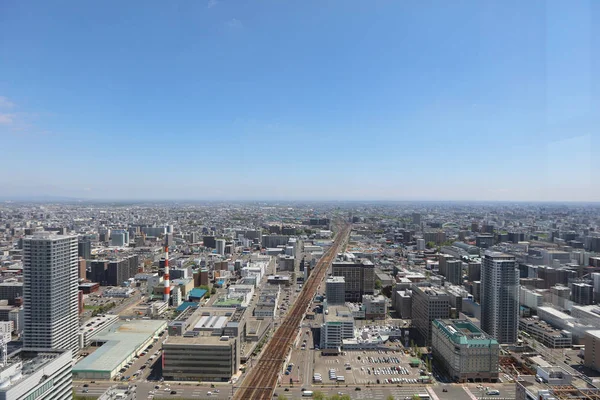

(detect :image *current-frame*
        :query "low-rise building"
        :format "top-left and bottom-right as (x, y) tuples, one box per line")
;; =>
(0, 349), (73, 400)
(519, 318), (572, 348)
(584, 330), (600, 372)
(363, 294), (387, 320)
(320, 305), (355, 350)
(431, 319), (499, 383)
(162, 335), (239, 381)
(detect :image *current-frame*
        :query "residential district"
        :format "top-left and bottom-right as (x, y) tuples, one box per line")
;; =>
(1, 201), (600, 399)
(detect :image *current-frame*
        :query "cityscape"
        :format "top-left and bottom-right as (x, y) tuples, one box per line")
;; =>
(0, 202), (600, 399)
(1, 1), (598, 399)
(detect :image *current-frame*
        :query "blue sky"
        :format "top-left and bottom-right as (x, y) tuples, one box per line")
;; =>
(0, 1), (598, 201)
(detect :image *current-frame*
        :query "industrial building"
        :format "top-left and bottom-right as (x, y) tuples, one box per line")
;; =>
(431, 319), (499, 383)
(584, 330), (600, 372)
(73, 319), (167, 380)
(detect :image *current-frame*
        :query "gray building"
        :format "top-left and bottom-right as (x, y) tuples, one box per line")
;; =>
(162, 335), (239, 382)
(0, 282), (23, 305)
(331, 259), (375, 302)
(446, 260), (463, 285)
(571, 282), (594, 305)
(481, 251), (519, 344)
(23, 233), (80, 355)
(88, 255), (139, 286)
(412, 286), (450, 346)
(0, 349), (73, 400)
(326, 276), (346, 305)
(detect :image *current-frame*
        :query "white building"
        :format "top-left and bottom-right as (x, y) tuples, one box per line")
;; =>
(320, 306), (355, 349)
(23, 233), (80, 355)
(417, 238), (425, 251)
(519, 287), (543, 311)
(363, 294), (387, 320)
(0, 349), (73, 400)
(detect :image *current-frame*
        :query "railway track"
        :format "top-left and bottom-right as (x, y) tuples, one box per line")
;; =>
(233, 223), (351, 400)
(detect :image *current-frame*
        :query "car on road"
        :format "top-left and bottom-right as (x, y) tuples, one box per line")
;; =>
(170, 390), (177, 395)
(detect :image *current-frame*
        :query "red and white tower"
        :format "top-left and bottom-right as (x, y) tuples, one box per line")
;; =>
(163, 245), (170, 304)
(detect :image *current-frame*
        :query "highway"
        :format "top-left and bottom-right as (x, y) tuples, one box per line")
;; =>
(233, 222), (351, 400)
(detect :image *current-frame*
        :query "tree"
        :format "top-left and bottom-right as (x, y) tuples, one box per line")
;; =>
(210, 287), (217, 295)
(426, 241), (436, 249)
(374, 279), (382, 290)
(313, 391), (326, 400)
(386, 396), (396, 400)
(425, 357), (432, 373)
(278, 395), (288, 400)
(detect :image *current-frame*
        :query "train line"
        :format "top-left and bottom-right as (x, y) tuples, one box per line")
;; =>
(233, 223), (351, 400)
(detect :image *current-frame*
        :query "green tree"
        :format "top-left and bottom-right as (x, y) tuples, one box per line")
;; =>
(374, 279), (382, 290)
(426, 241), (436, 249)
(425, 357), (432, 373)
(278, 395), (288, 400)
(340, 396), (351, 400)
(210, 287), (217, 295)
(387, 396), (396, 400)
(412, 395), (420, 400)
(313, 391), (326, 400)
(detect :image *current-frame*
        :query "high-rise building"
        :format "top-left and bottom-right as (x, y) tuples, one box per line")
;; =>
(88, 255), (139, 286)
(416, 239), (425, 251)
(571, 282), (594, 305)
(326, 276), (345, 305)
(110, 229), (129, 247)
(481, 251), (519, 344)
(78, 237), (91, 259)
(23, 233), (80, 355)
(216, 239), (226, 256)
(412, 286), (450, 346)
(446, 260), (463, 285)
(467, 261), (481, 282)
(331, 259), (375, 302)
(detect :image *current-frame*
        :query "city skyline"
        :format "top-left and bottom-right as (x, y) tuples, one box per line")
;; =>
(1, 1), (598, 201)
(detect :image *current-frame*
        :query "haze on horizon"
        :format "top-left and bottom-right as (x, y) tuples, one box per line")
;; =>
(0, 1), (598, 202)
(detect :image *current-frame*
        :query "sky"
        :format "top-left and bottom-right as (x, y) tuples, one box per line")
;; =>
(0, 1), (598, 201)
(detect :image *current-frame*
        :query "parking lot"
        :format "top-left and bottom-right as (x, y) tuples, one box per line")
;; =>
(312, 349), (426, 386)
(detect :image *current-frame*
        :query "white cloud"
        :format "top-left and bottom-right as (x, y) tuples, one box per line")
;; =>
(226, 18), (243, 29)
(0, 96), (14, 108)
(0, 114), (14, 125)
(208, 0), (219, 8)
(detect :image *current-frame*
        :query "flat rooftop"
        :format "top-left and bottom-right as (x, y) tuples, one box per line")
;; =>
(0, 349), (70, 391)
(165, 335), (235, 346)
(74, 319), (167, 375)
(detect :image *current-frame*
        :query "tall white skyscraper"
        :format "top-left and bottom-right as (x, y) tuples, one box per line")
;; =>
(481, 251), (519, 344)
(23, 233), (80, 355)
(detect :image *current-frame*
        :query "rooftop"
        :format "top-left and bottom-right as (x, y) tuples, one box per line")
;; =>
(433, 319), (498, 346)
(0, 349), (71, 392)
(73, 319), (167, 374)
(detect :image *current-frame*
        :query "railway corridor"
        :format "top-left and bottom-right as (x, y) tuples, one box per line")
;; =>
(233, 223), (351, 400)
